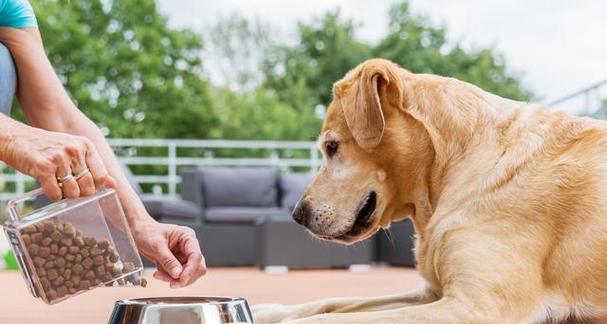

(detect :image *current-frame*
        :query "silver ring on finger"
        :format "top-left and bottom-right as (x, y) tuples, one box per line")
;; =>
(57, 174), (75, 184)
(73, 167), (91, 181)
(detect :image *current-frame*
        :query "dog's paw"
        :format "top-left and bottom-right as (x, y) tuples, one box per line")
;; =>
(252, 303), (297, 323)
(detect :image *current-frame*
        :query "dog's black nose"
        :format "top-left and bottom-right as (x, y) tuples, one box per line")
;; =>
(292, 201), (309, 226)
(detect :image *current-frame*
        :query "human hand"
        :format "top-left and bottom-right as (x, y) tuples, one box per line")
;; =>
(131, 219), (206, 287)
(0, 124), (115, 200)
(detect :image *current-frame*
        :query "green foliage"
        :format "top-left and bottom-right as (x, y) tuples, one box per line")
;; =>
(31, 0), (216, 138)
(262, 2), (533, 126)
(28, 0), (532, 142)
(374, 3), (532, 101)
(210, 87), (318, 140)
(263, 11), (372, 111)
(204, 14), (273, 91)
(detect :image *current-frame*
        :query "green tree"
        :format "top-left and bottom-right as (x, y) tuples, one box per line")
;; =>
(374, 2), (532, 100)
(204, 14), (273, 91)
(263, 1), (532, 122)
(263, 11), (372, 113)
(31, 0), (216, 139)
(210, 87), (317, 140)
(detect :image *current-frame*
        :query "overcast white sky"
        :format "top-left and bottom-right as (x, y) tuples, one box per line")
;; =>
(157, 0), (607, 113)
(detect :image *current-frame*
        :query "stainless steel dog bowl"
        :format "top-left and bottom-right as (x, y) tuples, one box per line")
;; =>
(108, 297), (253, 324)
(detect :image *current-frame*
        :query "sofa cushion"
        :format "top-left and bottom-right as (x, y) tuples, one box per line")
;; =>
(201, 167), (279, 208)
(205, 207), (288, 223)
(280, 173), (311, 212)
(142, 197), (201, 223)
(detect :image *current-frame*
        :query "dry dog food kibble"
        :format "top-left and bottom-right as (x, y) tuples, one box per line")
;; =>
(20, 220), (138, 303)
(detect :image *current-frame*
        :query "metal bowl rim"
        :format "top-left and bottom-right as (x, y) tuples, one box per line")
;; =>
(116, 296), (248, 307)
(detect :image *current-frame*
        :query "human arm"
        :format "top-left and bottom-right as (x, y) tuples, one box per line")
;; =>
(0, 26), (206, 287)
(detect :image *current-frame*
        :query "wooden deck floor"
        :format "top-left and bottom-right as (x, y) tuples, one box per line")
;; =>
(0, 266), (423, 323)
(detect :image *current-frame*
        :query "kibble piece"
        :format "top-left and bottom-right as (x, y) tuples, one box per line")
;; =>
(31, 232), (43, 244)
(50, 244), (59, 254)
(44, 260), (55, 269)
(110, 266), (122, 277)
(63, 223), (75, 235)
(109, 251), (119, 263)
(23, 226), (37, 234)
(52, 276), (64, 287)
(50, 230), (62, 242)
(64, 280), (74, 288)
(81, 248), (90, 258)
(74, 237), (85, 247)
(38, 247), (50, 258)
(60, 237), (72, 246)
(93, 255), (104, 266)
(72, 276), (81, 286)
(58, 246), (67, 256)
(47, 289), (58, 301)
(101, 273), (112, 282)
(91, 246), (102, 256)
(28, 244), (40, 256)
(122, 262), (135, 273)
(92, 278), (101, 286)
(55, 257), (66, 268)
(37, 267), (47, 277)
(65, 262), (73, 269)
(68, 246), (79, 254)
(33, 223), (44, 232)
(47, 269), (59, 281)
(82, 257), (94, 269)
(95, 265), (105, 276)
(65, 254), (75, 262)
(56, 286), (67, 298)
(48, 254), (56, 261)
(40, 277), (50, 291)
(140, 278), (147, 287)
(57, 267), (65, 275)
(43, 222), (55, 234)
(78, 280), (90, 290)
(21, 234), (32, 246)
(41, 237), (52, 246)
(85, 237), (96, 248)
(99, 239), (110, 250)
(75, 254), (83, 263)
(73, 264), (84, 275)
(84, 270), (96, 280)
(33, 257), (45, 267)
(64, 269), (72, 280)
(68, 287), (77, 294)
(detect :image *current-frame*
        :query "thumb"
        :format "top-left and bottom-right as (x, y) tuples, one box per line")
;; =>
(156, 244), (183, 279)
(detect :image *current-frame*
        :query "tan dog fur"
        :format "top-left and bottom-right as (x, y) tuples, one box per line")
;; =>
(252, 58), (607, 323)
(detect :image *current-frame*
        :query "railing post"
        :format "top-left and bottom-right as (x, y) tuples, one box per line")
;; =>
(270, 149), (279, 167)
(16, 172), (25, 196)
(310, 145), (319, 173)
(168, 142), (177, 198)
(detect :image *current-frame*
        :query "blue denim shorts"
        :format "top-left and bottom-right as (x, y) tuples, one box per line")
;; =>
(0, 42), (16, 115)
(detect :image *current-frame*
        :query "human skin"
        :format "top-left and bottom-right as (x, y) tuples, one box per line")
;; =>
(0, 27), (206, 287)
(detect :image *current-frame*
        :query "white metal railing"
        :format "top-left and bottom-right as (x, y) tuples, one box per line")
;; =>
(0, 139), (320, 200)
(548, 79), (607, 116)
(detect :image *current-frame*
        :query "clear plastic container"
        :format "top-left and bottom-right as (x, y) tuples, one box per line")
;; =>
(2, 188), (144, 304)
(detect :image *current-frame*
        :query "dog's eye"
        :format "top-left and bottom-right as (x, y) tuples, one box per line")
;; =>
(325, 141), (339, 157)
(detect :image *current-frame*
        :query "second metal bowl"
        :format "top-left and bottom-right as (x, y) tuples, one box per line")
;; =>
(108, 296), (253, 324)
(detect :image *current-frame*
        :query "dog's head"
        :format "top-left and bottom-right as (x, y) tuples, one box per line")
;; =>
(293, 59), (434, 244)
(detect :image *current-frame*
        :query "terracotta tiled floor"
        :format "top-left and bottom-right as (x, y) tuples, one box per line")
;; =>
(0, 266), (423, 324)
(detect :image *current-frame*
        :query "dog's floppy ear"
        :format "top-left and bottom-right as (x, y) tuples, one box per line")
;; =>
(334, 60), (401, 149)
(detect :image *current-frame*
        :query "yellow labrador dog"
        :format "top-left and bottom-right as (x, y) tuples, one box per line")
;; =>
(253, 58), (607, 323)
